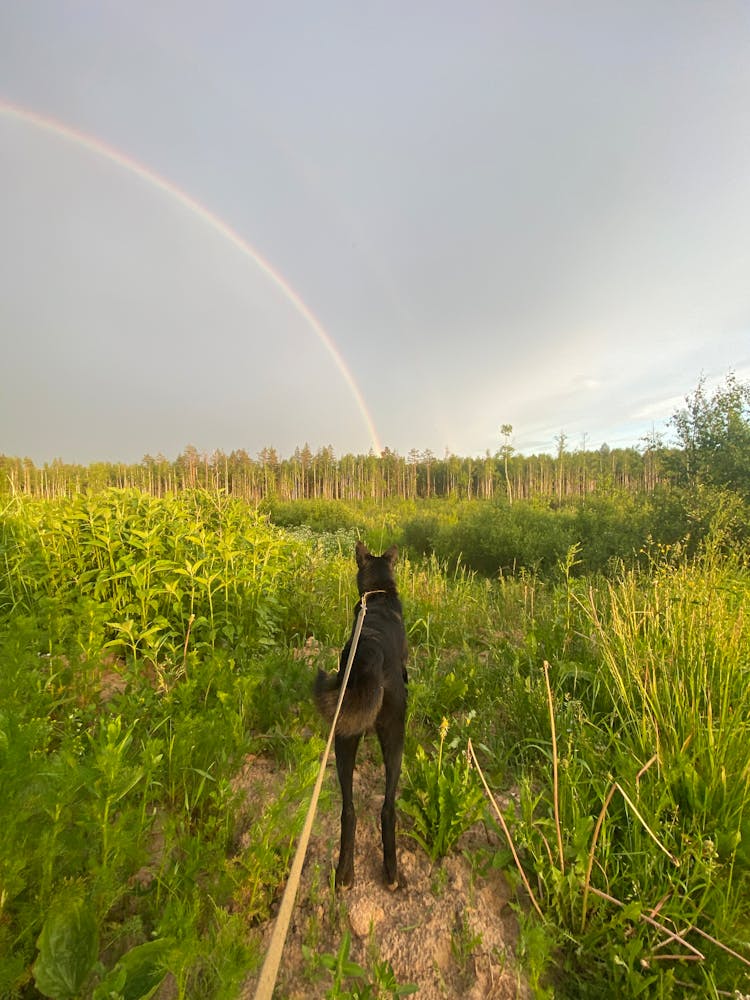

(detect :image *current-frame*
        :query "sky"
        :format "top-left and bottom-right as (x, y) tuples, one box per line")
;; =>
(1, 2), (749, 465)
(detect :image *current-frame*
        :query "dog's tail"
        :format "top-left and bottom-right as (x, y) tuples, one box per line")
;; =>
(314, 652), (384, 738)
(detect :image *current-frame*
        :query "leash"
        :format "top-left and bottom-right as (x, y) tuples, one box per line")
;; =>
(252, 589), (385, 1000)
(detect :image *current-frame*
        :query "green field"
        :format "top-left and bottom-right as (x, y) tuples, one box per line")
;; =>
(1, 485), (749, 998)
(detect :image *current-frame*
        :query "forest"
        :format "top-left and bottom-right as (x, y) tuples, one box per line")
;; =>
(0, 437), (667, 503)
(3, 375), (749, 506)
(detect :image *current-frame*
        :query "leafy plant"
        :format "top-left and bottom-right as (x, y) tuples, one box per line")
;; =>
(93, 938), (172, 1000)
(311, 932), (418, 999)
(33, 894), (99, 999)
(399, 718), (485, 861)
(450, 912), (483, 989)
(318, 931), (369, 999)
(366, 958), (419, 998)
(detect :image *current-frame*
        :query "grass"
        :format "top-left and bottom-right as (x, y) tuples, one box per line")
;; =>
(0, 488), (748, 997)
(491, 545), (750, 997)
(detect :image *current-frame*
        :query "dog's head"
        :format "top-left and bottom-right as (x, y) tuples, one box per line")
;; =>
(355, 541), (398, 595)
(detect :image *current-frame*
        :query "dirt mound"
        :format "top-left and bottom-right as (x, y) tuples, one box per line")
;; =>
(239, 755), (529, 999)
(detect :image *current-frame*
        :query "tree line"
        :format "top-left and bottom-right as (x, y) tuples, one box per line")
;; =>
(0, 442), (673, 502)
(3, 375), (748, 504)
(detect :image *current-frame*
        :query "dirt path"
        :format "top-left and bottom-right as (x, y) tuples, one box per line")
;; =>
(238, 753), (530, 999)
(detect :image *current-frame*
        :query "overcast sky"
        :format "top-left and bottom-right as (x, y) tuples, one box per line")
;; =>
(2, 2), (749, 464)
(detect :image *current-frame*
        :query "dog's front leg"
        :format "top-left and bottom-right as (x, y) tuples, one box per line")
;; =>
(334, 732), (360, 889)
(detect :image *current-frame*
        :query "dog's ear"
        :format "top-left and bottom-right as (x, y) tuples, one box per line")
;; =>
(383, 545), (398, 566)
(355, 540), (371, 568)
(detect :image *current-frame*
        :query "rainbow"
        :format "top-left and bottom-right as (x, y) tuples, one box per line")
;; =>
(0, 98), (382, 454)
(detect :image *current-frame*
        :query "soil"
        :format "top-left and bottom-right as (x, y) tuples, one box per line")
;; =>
(236, 749), (531, 1000)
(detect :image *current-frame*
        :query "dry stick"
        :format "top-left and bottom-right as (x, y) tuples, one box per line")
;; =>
(648, 954), (701, 962)
(467, 739), (544, 920)
(581, 755), (660, 933)
(580, 782), (617, 933)
(538, 830), (555, 870)
(253, 591), (379, 1000)
(182, 613), (195, 678)
(615, 782), (680, 866)
(689, 924), (750, 970)
(635, 753), (659, 784)
(648, 892), (672, 924)
(588, 887), (706, 962)
(542, 660), (565, 874)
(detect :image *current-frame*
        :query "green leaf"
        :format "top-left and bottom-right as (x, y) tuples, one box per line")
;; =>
(93, 939), (172, 1000)
(33, 896), (99, 999)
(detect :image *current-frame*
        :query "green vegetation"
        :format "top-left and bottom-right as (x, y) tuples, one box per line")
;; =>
(0, 491), (325, 997)
(304, 931), (418, 999)
(399, 717), (485, 861)
(1, 376), (748, 997)
(506, 547), (750, 997)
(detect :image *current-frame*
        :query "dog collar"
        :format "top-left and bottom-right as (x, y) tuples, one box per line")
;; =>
(360, 589), (387, 608)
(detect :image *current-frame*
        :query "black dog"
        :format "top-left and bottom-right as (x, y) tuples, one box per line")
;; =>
(314, 541), (408, 889)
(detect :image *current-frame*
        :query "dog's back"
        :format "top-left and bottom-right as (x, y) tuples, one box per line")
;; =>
(314, 541), (407, 737)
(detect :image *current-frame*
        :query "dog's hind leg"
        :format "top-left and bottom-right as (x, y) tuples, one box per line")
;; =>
(377, 716), (404, 889)
(334, 732), (361, 889)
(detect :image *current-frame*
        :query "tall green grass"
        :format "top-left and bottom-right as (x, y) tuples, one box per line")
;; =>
(499, 545), (750, 997)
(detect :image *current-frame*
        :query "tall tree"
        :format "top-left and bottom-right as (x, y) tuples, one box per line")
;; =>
(555, 431), (568, 497)
(499, 424), (514, 504)
(669, 373), (750, 497)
